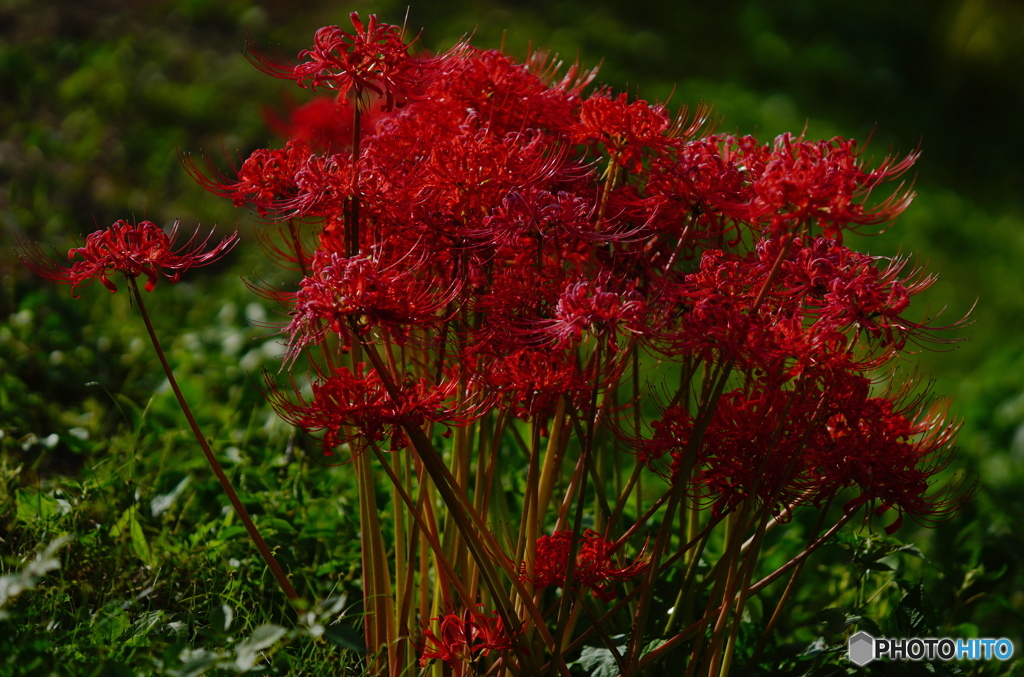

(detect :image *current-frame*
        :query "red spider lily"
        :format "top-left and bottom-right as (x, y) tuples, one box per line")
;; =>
(179, 14), (978, 673)
(620, 135), (756, 249)
(182, 140), (310, 217)
(745, 133), (918, 238)
(478, 270), (645, 353)
(778, 237), (946, 347)
(437, 48), (595, 136)
(283, 250), (456, 359)
(282, 152), (356, 221)
(640, 387), (821, 518)
(571, 92), (713, 174)
(467, 346), (589, 422)
(473, 187), (599, 249)
(649, 236), (947, 380)
(573, 92), (674, 166)
(418, 607), (514, 668)
(525, 529), (649, 601)
(19, 219), (238, 297)
(266, 362), (463, 454)
(247, 13), (466, 111)
(546, 273), (646, 350)
(639, 373), (972, 529)
(411, 125), (575, 222)
(823, 394), (973, 534)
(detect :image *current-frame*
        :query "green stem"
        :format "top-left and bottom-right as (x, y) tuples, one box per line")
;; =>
(129, 277), (300, 604)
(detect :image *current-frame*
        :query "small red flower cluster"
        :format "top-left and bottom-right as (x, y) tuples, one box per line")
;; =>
(418, 607), (513, 667)
(525, 529), (649, 601)
(247, 13), (467, 111)
(20, 219), (237, 297)
(267, 361), (463, 454)
(190, 15), (969, 533)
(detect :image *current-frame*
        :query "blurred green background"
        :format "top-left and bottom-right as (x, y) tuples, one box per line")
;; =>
(3, 0), (1023, 672)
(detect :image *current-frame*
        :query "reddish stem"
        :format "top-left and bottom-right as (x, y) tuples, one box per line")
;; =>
(129, 277), (300, 604)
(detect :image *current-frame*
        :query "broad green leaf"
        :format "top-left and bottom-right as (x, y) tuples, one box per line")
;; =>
(233, 623), (287, 672)
(92, 605), (130, 644)
(323, 625), (366, 654)
(15, 488), (68, 524)
(210, 601), (234, 634)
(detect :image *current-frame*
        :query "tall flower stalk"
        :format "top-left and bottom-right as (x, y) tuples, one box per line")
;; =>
(20, 221), (299, 604)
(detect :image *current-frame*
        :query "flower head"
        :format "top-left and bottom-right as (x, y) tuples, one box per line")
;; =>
(267, 363), (460, 453)
(525, 529), (649, 601)
(746, 133), (917, 237)
(20, 219), (238, 297)
(418, 607), (514, 667)
(248, 13), (465, 111)
(573, 92), (675, 171)
(283, 251), (453, 359)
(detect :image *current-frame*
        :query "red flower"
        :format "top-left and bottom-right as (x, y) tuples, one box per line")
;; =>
(263, 95), (382, 154)
(638, 373), (974, 530)
(182, 140), (310, 217)
(418, 607), (514, 667)
(435, 48), (595, 136)
(649, 236), (949, 381)
(547, 273), (645, 350)
(573, 92), (680, 171)
(266, 363), (460, 453)
(526, 529), (649, 601)
(622, 134), (756, 250)
(822, 394), (973, 534)
(746, 133), (917, 237)
(20, 219), (238, 297)
(469, 346), (588, 422)
(411, 125), (572, 222)
(248, 13), (465, 111)
(283, 251), (453, 359)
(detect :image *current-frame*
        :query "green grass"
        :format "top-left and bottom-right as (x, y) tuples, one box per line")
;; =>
(0, 275), (372, 676)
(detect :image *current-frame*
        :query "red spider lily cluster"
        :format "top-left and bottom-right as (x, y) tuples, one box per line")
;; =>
(174, 12), (973, 674)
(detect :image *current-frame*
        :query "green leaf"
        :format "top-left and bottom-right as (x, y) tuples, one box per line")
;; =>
(125, 610), (165, 648)
(639, 638), (667, 660)
(129, 510), (152, 566)
(233, 623), (287, 672)
(15, 488), (68, 524)
(814, 607), (849, 635)
(257, 516), (297, 535)
(323, 625), (366, 654)
(218, 525), (249, 541)
(174, 647), (221, 676)
(210, 601), (234, 634)
(893, 582), (938, 636)
(572, 644), (626, 677)
(111, 505), (151, 566)
(92, 604), (130, 644)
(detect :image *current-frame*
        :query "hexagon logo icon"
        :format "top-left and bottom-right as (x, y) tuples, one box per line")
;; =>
(848, 631), (875, 666)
